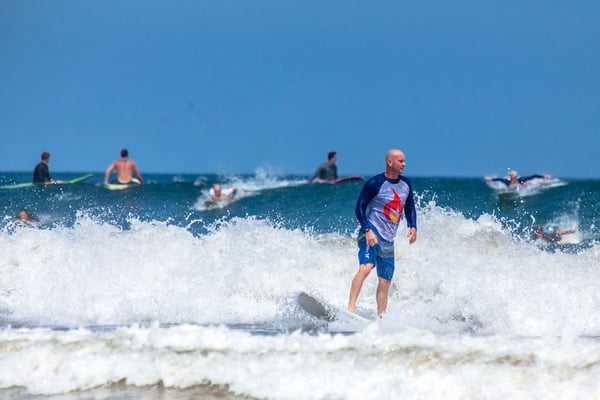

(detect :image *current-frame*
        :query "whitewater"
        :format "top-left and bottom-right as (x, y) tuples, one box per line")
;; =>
(0, 171), (598, 399)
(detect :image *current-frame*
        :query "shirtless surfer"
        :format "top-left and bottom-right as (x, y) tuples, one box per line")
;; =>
(104, 149), (144, 185)
(205, 184), (237, 205)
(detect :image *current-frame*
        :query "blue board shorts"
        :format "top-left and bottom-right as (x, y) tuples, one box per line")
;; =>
(357, 228), (395, 281)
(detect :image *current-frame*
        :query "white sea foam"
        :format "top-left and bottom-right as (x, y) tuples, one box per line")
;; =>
(192, 170), (306, 211)
(1, 324), (599, 399)
(1, 205), (599, 398)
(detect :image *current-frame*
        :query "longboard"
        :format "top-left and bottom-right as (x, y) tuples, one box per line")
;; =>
(67, 174), (94, 184)
(297, 292), (375, 322)
(0, 173), (93, 189)
(330, 175), (363, 184)
(104, 178), (141, 190)
(497, 190), (520, 201)
(203, 199), (234, 208)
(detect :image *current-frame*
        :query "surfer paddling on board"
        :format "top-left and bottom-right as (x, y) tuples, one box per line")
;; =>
(532, 224), (578, 243)
(104, 149), (144, 185)
(308, 151), (338, 183)
(348, 149), (417, 317)
(485, 170), (550, 190)
(205, 184), (237, 205)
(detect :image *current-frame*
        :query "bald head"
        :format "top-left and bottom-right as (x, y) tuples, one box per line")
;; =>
(385, 149), (407, 178)
(386, 149), (404, 161)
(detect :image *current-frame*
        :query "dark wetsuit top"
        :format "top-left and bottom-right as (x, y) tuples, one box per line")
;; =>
(32, 162), (51, 184)
(308, 162), (338, 183)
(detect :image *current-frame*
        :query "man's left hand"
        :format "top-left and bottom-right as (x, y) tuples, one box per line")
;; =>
(407, 227), (417, 244)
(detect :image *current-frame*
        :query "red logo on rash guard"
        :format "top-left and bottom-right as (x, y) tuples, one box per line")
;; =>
(384, 189), (403, 223)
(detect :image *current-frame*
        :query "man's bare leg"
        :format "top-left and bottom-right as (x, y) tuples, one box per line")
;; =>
(376, 277), (391, 316)
(348, 264), (372, 313)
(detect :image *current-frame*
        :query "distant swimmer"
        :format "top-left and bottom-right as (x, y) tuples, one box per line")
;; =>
(308, 151), (338, 183)
(532, 224), (578, 243)
(205, 184), (237, 205)
(485, 170), (550, 189)
(104, 149), (144, 185)
(32, 151), (64, 184)
(14, 207), (38, 224)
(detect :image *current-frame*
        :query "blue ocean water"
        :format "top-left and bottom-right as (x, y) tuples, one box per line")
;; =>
(2, 171), (598, 245)
(1, 170), (599, 399)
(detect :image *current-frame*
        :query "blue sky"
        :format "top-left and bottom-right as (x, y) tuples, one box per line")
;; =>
(1, 1), (598, 178)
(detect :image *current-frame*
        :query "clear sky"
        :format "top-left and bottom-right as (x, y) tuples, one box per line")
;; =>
(1, 1), (598, 178)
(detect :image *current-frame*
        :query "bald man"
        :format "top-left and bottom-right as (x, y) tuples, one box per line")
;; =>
(348, 149), (417, 317)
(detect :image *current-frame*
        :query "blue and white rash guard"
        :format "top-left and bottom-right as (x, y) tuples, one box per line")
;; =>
(355, 173), (417, 242)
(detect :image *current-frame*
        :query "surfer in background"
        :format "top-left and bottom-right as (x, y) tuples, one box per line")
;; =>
(308, 151), (338, 183)
(104, 149), (144, 185)
(205, 184), (237, 205)
(348, 149), (417, 317)
(532, 224), (578, 243)
(485, 170), (550, 189)
(32, 151), (63, 184)
(14, 208), (38, 224)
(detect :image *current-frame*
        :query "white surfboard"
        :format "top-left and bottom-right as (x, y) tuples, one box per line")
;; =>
(104, 178), (141, 190)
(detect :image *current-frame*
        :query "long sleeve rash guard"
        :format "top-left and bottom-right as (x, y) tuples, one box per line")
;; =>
(355, 173), (417, 242)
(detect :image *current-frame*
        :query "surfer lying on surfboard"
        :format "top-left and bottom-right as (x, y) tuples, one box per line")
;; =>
(532, 224), (578, 243)
(204, 184), (237, 206)
(485, 170), (550, 190)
